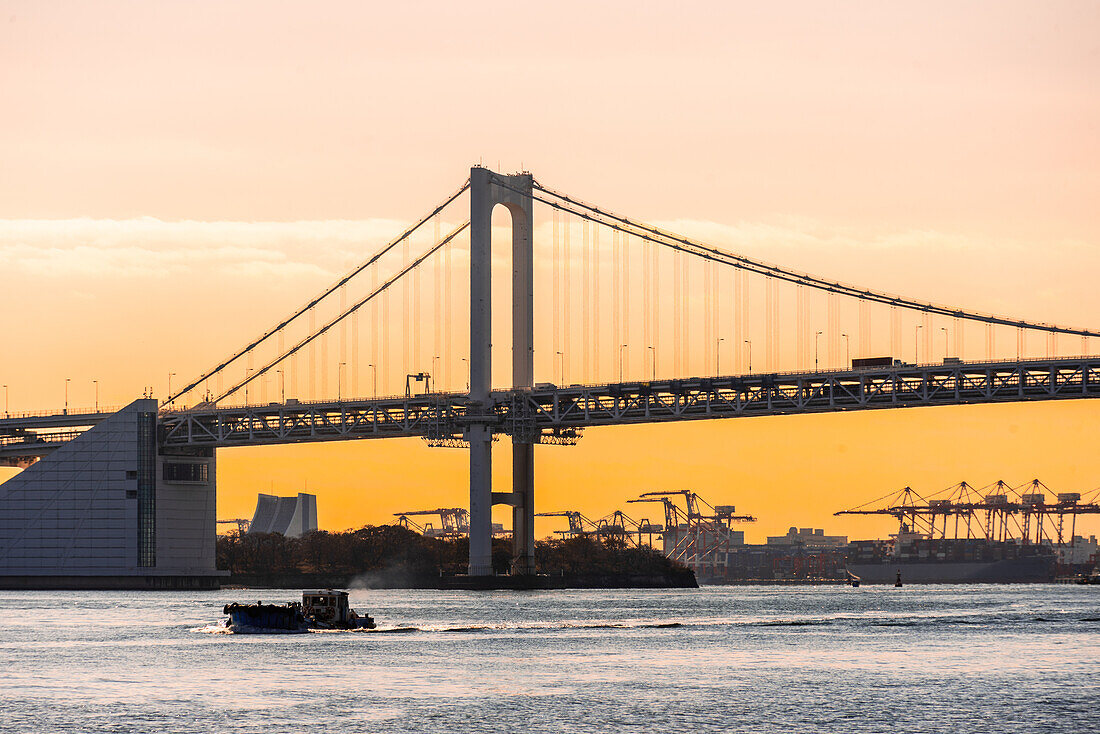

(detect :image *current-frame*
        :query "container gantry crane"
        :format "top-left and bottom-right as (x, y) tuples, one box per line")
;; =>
(393, 508), (470, 540)
(537, 510), (664, 548)
(535, 510), (596, 539)
(834, 480), (1100, 546)
(216, 518), (251, 535)
(628, 490), (755, 579)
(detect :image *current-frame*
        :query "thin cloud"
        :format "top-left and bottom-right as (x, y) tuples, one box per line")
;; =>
(2, 216), (1096, 328)
(0, 217), (424, 281)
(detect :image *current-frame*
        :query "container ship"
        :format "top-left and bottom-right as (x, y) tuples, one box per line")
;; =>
(836, 481), (1100, 584)
(845, 530), (1055, 584)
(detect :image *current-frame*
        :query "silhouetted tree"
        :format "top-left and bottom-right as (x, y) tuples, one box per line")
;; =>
(216, 525), (686, 579)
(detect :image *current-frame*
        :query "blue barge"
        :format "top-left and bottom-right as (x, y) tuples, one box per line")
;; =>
(222, 601), (309, 632)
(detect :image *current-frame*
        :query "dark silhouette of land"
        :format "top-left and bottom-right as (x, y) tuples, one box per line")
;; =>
(217, 525), (696, 589)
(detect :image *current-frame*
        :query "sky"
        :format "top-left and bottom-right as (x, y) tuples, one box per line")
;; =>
(2, 1), (1099, 542)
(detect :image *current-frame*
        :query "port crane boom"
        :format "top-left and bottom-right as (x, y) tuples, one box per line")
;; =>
(393, 508), (470, 539)
(836, 481), (1100, 545)
(216, 518), (251, 535)
(629, 490), (756, 578)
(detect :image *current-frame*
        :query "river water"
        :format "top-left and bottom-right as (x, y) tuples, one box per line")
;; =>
(1, 585), (1097, 733)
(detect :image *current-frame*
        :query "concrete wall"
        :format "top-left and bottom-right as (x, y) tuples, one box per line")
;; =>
(156, 452), (217, 573)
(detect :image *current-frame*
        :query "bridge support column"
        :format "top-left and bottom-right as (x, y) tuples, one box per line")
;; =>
(510, 167), (536, 576)
(511, 443), (535, 574)
(467, 424), (493, 576)
(468, 167), (535, 576)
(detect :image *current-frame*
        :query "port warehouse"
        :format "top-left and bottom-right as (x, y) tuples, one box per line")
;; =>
(647, 529), (1095, 583)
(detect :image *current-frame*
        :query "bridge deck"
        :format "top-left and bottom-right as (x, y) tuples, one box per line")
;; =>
(155, 356), (1100, 449)
(2, 357), (1096, 459)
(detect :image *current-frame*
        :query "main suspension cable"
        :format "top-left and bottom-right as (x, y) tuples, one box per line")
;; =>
(167, 179), (470, 406)
(209, 221), (470, 406)
(519, 177), (1099, 339)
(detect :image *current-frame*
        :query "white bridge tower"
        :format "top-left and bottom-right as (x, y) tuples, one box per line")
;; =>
(467, 167), (536, 576)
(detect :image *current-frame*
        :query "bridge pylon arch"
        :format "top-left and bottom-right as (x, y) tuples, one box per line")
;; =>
(468, 167), (535, 576)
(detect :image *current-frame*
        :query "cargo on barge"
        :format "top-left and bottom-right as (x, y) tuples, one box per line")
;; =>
(222, 601), (309, 632)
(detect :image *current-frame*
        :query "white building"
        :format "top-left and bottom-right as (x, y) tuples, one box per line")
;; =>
(767, 527), (848, 549)
(0, 399), (221, 589)
(1052, 535), (1099, 566)
(249, 492), (317, 538)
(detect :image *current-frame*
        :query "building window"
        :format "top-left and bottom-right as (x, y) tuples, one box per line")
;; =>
(126, 470), (138, 480)
(138, 411), (157, 568)
(126, 490), (137, 499)
(162, 462), (209, 483)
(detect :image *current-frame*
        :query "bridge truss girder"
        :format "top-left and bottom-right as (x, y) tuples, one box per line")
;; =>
(154, 356), (1100, 449)
(517, 358), (1100, 429)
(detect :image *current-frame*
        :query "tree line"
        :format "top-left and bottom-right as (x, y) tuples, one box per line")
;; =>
(217, 525), (685, 579)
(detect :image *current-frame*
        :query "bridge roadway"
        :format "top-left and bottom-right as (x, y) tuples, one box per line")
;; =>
(160, 355), (1099, 448)
(0, 411), (113, 466)
(2, 356), (1097, 461)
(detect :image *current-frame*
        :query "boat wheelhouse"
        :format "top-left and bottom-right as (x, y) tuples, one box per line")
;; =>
(301, 589), (376, 629)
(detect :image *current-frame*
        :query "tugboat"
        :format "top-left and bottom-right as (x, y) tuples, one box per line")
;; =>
(301, 589), (376, 629)
(222, 590), (375, 633)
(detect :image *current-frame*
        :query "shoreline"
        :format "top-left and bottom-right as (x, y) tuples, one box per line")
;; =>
(225, 570), (699, 590)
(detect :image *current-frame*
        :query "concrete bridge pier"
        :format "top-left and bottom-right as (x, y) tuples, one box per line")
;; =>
(468, 167), (535, 576)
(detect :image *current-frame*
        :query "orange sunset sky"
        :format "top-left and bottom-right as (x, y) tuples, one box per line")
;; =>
(2, 2), (1099, 542)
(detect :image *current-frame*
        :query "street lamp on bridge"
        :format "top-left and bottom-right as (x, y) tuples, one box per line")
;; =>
(2, 384), (7, 417)
(64, 378), (70, 415)
(619, 344), (628, 383)
(338, 362), (346, 402)
(648, 346), (656, 381)
(367, 363), (377, 399)
(941, 327), (949, 359)
(716, 337), (724, 375)
(915, 325), (923, 364)
(556, 351), (564, 386)
(745, 339), (753, 373)
(840, 333), (850, 368)
(276, 370), (285, 403)
(93, 380), (98, 412)
(814, 332), (823, 370)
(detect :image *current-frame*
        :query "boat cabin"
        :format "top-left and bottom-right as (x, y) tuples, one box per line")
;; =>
(302, 589), (354, 625)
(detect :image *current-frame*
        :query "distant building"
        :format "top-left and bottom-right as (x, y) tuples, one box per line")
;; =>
(767, 527), (848, 549)
(1051, 535), (1098, 566)
(248, 493), (317, 538)
(661, 525), (745, 554)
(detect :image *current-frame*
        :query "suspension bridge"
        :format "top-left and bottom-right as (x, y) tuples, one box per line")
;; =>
(2, 167), (1098, 583)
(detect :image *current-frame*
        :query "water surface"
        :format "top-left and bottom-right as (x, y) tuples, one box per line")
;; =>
(1, 585), (1097, 732)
